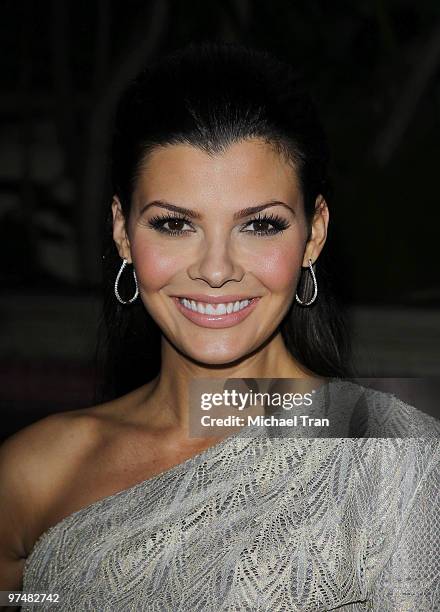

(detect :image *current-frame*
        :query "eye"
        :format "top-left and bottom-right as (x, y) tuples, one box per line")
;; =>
(148, 214), (195, 236)
(146, 211), (291, 237)
(241, 212), (291, 236)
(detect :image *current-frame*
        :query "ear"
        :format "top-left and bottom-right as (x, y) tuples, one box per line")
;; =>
(112, 195), (132, 262)
(303, 195), (329, 266)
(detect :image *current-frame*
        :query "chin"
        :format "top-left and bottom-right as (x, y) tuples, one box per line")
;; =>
(182, 341), (252, 367)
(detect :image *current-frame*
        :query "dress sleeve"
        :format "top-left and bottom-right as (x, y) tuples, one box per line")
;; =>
(368, 441), (440, 611)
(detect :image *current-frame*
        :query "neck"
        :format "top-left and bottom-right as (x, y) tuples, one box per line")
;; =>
(135, 330), (324, 437)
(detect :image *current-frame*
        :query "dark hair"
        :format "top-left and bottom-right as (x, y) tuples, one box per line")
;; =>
(95, 41), (353, 403)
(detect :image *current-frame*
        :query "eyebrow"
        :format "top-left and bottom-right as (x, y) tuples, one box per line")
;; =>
(139, 199), (295, 220)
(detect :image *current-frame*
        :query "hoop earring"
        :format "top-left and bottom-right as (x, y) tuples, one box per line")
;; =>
(295, 258), (318, 306)
(114, 258), (139, 304)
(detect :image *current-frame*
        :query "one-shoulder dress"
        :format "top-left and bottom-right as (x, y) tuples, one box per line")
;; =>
(21, 380), (440, 611)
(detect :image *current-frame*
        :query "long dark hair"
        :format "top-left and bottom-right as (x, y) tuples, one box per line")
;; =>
(94, 41), (354, 404)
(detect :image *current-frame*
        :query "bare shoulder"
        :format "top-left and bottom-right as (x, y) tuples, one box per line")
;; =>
(0, 385), (145, 479)
(2, 408), (97, 459)
(0, 384), (152, 534)
(0, 381), (156, 591)
(1, 410), (101, 522)
(1, 406), (106, 476)
(0, 407), (106, 589)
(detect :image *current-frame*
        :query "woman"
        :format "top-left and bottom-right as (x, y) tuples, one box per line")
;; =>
(1, 41), (438, 611)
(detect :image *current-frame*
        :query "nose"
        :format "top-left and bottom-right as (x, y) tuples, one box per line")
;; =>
(187, 237), (244, 287)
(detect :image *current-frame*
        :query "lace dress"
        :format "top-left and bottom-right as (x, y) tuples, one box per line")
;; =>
(21, 380), (440, 611)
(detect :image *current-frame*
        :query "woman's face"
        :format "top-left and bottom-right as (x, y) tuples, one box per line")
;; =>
(112, 137), (328, 365)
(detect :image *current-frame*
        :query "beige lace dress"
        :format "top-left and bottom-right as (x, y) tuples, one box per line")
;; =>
(21, 380), (440, 611)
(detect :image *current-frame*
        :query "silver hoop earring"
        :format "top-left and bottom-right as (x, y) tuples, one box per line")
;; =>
(295, 258), (318, 306)
(114, 258), (139, 304)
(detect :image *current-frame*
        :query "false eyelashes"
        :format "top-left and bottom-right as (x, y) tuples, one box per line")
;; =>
(147, 211), (291, 236)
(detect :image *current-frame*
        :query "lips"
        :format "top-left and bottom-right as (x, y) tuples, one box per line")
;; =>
(172, 296), (260, 329)
(172, 294), (257, 304)
(179, 297), (251, 315)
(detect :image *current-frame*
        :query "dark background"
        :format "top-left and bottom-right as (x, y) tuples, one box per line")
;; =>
(1, 0), (439, 440)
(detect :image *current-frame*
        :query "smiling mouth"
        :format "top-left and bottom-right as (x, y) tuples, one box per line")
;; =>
(171, 295), (261, 328)
(177, 297), (256, 315)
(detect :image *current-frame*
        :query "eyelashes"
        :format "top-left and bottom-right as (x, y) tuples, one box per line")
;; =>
(147, 212), (291, 237)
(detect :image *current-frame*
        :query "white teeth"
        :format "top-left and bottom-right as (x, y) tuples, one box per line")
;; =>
(215, 304), (226, 314)
(179, 298), (252, 315)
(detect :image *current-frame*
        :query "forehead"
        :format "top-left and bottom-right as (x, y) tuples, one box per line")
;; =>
(133, 138), (302, 207)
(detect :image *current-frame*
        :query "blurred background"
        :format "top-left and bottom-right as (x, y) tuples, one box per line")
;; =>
(1, 0), (439, 440)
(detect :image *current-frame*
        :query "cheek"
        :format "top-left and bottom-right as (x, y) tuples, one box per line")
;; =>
(131, 242), (180, 290)
(254, 243), (303, 291)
